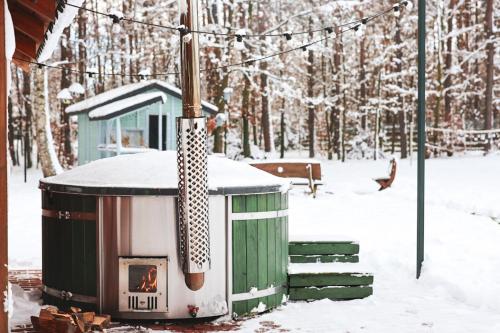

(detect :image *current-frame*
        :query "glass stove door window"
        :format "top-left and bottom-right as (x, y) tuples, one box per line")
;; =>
(129, 265), (158, 293)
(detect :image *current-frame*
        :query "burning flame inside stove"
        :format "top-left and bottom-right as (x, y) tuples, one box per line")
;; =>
(130, 265), (158, 293)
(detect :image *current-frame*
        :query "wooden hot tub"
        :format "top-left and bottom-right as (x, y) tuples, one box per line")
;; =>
(39, 151), (290, 319)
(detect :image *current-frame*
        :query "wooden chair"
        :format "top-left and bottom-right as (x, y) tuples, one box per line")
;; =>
(374, 158), (397, 191)
(250, 160), (323, 197)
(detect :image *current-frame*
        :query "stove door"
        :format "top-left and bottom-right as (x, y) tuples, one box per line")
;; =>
(118, 258), (168, 312)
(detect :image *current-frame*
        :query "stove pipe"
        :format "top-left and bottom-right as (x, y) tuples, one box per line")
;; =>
(177, 0), (210, 291)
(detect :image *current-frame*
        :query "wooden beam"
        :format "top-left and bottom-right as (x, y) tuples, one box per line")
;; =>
(10, 2), (47, 43)
(0, 0), (9, 331)
(14, 30), (38, 60)
(14, 0), (56, 22)
(12, 50), (31, 71)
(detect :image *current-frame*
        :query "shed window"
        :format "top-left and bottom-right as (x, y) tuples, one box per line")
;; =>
(122, 129), (145, 148)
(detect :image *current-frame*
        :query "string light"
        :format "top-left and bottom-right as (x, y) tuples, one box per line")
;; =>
(64, 1), (409, 39)
(15, 2), (404, 81)
(284, 32), (293, 41)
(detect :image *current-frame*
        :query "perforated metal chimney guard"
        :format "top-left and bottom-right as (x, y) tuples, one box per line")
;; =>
(177, 117), (210, 274)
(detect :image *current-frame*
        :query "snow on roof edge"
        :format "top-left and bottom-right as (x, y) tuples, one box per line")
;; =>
(66, 80), (218, 115)
(88, 92), (167, 120)
(37, 0), (84, 62)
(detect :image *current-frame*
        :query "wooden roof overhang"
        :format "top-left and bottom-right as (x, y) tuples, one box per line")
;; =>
(7, 0), (60, 70)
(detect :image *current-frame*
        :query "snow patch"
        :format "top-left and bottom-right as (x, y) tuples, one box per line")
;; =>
(41, 151), (291, 192)
(37, 0), (85, 62)
(68, 82), (85, 95)
(250, 302), (267, 314)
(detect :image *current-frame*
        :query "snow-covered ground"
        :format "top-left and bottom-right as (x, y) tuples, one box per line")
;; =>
(8, 153), (500, 332)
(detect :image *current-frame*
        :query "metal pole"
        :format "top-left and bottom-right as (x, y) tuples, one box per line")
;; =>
(177, 0), (210, 291)
(417, 0), (426, 279)
(0, 0), (9, 329)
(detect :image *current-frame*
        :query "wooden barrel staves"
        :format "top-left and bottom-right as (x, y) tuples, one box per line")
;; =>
(41, 191), (98, 312)
(230, 192), (289, 317)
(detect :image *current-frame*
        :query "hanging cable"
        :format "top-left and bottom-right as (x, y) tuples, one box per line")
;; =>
(64, 1), (410, 40)
(15, 1), (407, 80)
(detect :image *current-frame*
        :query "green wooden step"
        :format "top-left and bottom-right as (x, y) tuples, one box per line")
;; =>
(289, 254), (359, 264)
(289, 286), (373, 301)
(289, 272), (373, 288)
(289, 241), (359, 255)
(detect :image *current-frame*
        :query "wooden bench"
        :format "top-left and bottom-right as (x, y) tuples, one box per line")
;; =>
(250, 160), (323, 197)
(374, 158), (397, 191)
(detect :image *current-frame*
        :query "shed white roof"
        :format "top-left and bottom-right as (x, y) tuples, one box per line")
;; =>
(42, 151), (290, 192)
(66, 80), (218, 114)
(88, 92), (167, 120)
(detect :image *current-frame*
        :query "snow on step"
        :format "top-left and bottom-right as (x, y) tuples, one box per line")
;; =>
(289, 241), (359, 256)
(289, 254), (359, 264)
(288, 262), (372, 275)
(288, 286), (373, 301)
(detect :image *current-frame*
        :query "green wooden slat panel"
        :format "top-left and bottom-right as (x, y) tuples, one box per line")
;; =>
(282, 217), (288, 285)
(289, 255), (360, 264)
(289, 242), (359, 255)
(266, 294), (276, 310)
(288, 286), (373, 301)
(246, 220), (259, 311)
(232, 196), (245, 213)
(232, 301), (247, 317)
(232, 220), (247, 294)
(84, 222), (97, 296)
(257, 219), (268, 290)
(267, 218), (276, 288)
(275, 217), (282, 287)
(257, 194), (267, 212)
(266, 193), (275, 211)
(278, 291), (286, 306)
(71, 221), (85, 294)
(275, 192), (281, 211)
(289, 273), (373, 287)
(246, 195), (258, 213)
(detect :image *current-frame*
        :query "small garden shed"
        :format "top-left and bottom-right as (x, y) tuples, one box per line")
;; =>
(66, 80), (218, 165)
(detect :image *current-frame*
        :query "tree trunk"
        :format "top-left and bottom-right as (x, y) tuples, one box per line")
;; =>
(242, 76), (251, 157)
(333, 28), (342, 160)
(359, 12), (367, 131)
(395, 18), (407, 158)
(307, 18), (315, 158)
(59, 27), (73, 166)
(7, 96), (17, 165)
(22, 71), (32, 168)
(443, 0), (456, 126)
(484, 0), (494, 131)
(35, 70), (63, 177)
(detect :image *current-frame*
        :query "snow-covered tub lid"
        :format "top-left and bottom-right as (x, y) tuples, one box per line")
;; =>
(40, 151), (290, 196)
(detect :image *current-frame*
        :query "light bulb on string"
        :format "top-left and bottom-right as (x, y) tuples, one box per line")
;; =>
(325, 27), (337, 38)
(356, 23), (365, 37)
(404, 1), (413, 12)
(393, 4), (400, 17)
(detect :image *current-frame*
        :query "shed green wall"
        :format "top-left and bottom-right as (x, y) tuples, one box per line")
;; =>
(231, 192), (289, 317)
(76, 88), (211, 165)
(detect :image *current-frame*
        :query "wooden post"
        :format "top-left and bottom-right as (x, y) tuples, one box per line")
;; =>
(0, 0), (10, 329)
